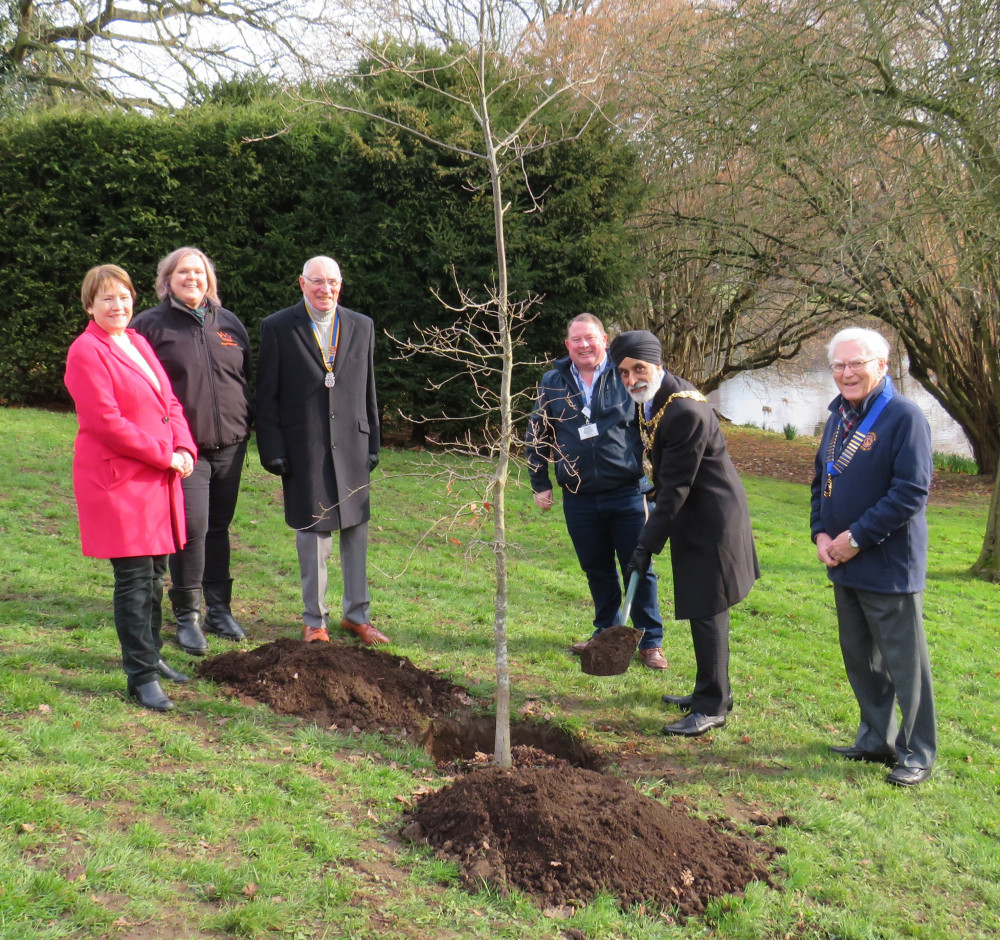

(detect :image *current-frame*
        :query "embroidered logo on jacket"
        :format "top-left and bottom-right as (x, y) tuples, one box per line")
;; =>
(217, 331), (239, 347)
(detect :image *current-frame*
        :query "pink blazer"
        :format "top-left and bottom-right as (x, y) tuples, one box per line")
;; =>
(64, 321), (197, 559)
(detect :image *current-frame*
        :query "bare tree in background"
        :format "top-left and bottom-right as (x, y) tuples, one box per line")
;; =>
(2, 0), (330, 108)
(520, 0), (842, 386)
(590, 0), (1000, 577)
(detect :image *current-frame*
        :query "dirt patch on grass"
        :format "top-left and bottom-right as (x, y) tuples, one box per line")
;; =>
(197, 638), (783, 917)
(722, 424), (991, 503)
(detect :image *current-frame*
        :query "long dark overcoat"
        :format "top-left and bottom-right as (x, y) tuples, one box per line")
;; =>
(636, 371), (759, 620)
(255, 301), (379, 531)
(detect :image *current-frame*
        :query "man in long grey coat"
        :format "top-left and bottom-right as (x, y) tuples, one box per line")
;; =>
(256, 256), (387, 645)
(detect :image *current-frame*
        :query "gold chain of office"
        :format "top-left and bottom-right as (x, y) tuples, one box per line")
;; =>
(638, 390), (707, 478)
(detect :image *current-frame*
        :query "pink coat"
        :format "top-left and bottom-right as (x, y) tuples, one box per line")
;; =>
(64, 321), (197, 559)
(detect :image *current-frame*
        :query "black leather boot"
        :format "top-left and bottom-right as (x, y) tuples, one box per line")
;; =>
(203, 580), (246, 641)
(168, 587), (209, 655)
(157, 659), (189, 683)
(128, 679), (174, 711)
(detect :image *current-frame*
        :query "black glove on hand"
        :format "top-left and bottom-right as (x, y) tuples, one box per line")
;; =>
(263, 457), (290, 476)
(625, 547), (652, 584)
(367, 453), (379, 473)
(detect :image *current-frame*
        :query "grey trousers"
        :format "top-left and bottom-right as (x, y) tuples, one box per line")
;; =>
(296, 523), (371, 628)
(834, 584), (937, 769)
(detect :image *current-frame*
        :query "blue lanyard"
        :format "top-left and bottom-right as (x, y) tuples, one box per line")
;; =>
(826, 375), (894, 482)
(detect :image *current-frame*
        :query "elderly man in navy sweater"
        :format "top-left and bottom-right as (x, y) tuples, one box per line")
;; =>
(811, 327), (937, 787)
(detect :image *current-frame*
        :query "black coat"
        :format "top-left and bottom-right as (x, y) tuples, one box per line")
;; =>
(636, 371), (760, 620)
(255, 301), (380, 531)
(131, 299), (253, 450)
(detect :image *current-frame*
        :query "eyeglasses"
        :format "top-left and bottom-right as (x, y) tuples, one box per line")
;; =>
(303, 277), (341, 287)
(830, 358), (878, 374)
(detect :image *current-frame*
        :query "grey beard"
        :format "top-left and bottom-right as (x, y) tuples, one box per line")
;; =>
(628, 369), (664, 405)
(628, 382), (659, 404)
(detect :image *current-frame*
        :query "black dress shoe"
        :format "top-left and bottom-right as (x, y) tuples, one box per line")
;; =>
(127, 679), (174, 711)
(887, 765), (932, 787)
(661, 693), (734, 713)
(156, 659), (189, 683)
(662, 712), (726, 737)
(829, 744), (896, 767)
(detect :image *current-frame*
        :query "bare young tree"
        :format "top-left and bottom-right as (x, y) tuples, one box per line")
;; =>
(2, 0), (326, 108)
(305, 0), (616, 765)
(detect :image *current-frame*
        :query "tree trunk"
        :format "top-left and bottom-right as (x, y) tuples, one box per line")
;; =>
(479, 21), (513, 769)
(971, 457), (1000, 582)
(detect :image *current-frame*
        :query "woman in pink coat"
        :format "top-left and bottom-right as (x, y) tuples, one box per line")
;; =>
(65, 264), (198, 711)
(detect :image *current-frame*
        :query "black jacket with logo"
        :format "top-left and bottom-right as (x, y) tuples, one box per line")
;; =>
(132, 299), (253, 450)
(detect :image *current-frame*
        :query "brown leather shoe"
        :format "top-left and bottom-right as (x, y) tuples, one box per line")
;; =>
(303, 625), (330, 643)
(570, 640), (590, 655)
(639, 647), (668, 670)
(340, 619), (390, 646)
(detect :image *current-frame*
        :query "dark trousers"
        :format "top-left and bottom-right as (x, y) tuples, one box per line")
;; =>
(170, 441), (247, 590)
(688, 610), (731, 716)
(110, 555), (167, 685)
(562, 485), (663, 648)
(833, 584), (937, 769)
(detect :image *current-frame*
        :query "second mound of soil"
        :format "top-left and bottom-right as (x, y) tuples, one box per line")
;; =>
(196, 637), (475, 733)
(404, 764), (782, 917)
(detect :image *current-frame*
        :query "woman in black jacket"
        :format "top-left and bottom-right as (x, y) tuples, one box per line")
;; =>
(132, 247), (253, 655)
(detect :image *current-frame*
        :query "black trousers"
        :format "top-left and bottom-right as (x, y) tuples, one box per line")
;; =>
(688, 609), (731, 717)
(170, 440), (247, 590)
(110, 554), (167, 685)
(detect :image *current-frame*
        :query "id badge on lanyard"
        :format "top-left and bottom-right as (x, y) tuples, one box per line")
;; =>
(578, 404), (598, 440)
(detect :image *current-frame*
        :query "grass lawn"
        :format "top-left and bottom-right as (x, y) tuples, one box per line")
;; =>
(0, 407), (998, 940)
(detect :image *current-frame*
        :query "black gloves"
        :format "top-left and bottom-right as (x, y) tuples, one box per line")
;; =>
(263, 457), (290, 476)
(625, 547), (652, 584)
(367, 453), (379, 473)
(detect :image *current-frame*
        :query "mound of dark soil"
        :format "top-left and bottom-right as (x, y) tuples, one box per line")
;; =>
(403, 765), (781, 917)
(197, 639), (784, 917)
(195, 637), (475, 733)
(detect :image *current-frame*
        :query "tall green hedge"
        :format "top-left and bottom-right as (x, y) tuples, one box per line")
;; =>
(0, 80), (644, 436)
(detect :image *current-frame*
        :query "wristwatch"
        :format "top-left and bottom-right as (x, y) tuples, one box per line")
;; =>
(848, 533), (860, 550)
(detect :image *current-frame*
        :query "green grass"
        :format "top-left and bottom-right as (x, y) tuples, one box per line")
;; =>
(1, 407), (999, 939)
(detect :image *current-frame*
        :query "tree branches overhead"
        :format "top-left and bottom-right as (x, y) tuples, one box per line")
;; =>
(2, 0), (322, 108)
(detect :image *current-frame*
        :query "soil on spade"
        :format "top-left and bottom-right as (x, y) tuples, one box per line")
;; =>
(198, 638), (783, 917)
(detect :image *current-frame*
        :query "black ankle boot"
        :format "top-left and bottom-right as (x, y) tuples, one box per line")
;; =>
(168, 587), (209, 655)
(202, 580), (246, 641)
(128, 679), (174, 711)
(157, 659), (189, 683)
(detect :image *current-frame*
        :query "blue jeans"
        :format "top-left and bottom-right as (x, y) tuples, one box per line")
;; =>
(562, 485), (662, 648)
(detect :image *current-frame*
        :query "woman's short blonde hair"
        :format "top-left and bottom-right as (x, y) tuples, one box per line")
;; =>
(81, 265), (136, 316)
(154, 246), (220, 305)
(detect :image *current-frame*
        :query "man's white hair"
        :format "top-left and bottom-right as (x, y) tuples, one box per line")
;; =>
(302, 256), (342, 279)
(827, 327), (890, 363)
